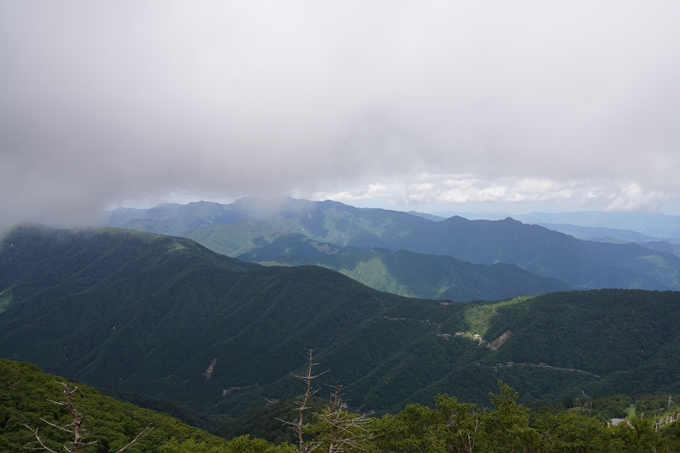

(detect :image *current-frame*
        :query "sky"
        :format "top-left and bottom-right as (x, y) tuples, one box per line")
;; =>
(1, 1), (680, 226)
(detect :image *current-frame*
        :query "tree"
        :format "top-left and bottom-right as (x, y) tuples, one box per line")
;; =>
(306, 383), (373, 453)
(433, 394), (485, 453)
(278, 350), (327, 453)
(532, 411), (607, 453)
(373, 394), (485, 453)
(158, 435), (295, 453)
(483, 381), (537, 453)
(279, 351), (372, 453)
(24, 382), (152, 453)
(608, 417), (662, 453)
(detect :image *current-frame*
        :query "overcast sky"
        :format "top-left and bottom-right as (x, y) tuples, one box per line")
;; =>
(2, 1), (680, 225)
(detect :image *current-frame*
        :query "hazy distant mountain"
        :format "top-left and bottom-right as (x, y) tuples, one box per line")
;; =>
(105, 197), (337, 237)
(237, 233), (569, 301)
(533, 222), (680, 258)
(513, 211), (680, 239)
(432, 211), (510, 221)
(104, 197), (680, 291)
(105, 201), (246, 236)
(406, 211), (446, 222)
(3, 226), (680, 417)
(535, 223), (661, 243)
(636, 240), (680, 257)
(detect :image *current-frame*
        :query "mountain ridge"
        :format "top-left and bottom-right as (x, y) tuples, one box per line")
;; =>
(103, 197), (680, 291)
(3, 225), (680, 419)
(237, 232), (569, 301)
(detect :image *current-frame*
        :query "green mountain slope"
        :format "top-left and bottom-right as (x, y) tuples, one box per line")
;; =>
(238, 233), (569, 301)
(0, 225), (453, 416)
(4, 225), (680, 421)
(411, 289), (680, 405)
(0, 359), (232, 453)
(0, 223), (258, 320)
(106, 197), (680, 291)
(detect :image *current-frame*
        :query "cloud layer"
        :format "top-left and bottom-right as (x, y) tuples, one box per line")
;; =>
(2, 1), (680, 224)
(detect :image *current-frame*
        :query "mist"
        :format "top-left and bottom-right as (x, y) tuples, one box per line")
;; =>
(2, 1), (679, 225)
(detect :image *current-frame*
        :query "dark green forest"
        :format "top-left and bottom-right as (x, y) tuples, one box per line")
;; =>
(4, 219), (680, 451)
(0, 359), (235, 452)
(5, 358), (680, 452)
(4, 225), (680, 420)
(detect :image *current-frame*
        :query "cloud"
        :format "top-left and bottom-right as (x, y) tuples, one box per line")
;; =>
(1, 1), (680, 224)
(605, 181), (669, 212)
(309, 175), (669, 212)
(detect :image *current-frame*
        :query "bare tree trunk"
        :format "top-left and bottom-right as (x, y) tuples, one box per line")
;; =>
(277, 350), (327, 453)
(25, 382), (153, 453)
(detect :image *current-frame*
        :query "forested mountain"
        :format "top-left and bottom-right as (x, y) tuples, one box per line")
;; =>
(9, 358), (680, 453)
(3, 225), (680, 422)
(0, 224), (450, 417)
(0, 359), (240, 453)
(238, 232), (569, 301)
(105, 196), (680, 291)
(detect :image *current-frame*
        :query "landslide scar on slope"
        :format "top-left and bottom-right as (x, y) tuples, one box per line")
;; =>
(488, 329), (512, 350)
(204, 357), (218, 383)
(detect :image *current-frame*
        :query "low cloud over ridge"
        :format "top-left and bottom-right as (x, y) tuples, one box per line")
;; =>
(1, 1), (679, 224)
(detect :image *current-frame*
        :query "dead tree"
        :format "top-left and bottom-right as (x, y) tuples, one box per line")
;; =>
(279, 351), (373, 453)
(24, 382), (153, 453)
(278, 350), (328, 453)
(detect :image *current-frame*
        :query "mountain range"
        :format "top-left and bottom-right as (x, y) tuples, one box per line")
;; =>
(512, 211), (680, 239)
(104, 197), (680, 292)
(236, 232), (568, 301)
(3, 224), (680, 423)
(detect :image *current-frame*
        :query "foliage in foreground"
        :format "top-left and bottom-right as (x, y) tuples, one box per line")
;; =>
(370, 383), (677, 453)
(0, 359), (234, 453)
(161, 381), (680, 452)
(220, 351), (680, 453)
(6, 355), (680, 452)
(159, 436), (294, 453)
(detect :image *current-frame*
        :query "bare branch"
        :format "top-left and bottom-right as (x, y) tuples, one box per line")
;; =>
(278, 350), (331, 452)
(38, 418), (73, 434)
(23, 424), (59, 453)
(25, 382), (151, 453)
(113, 423), (154, 453)
(293, 350), (324, 450)
(315, 383), (374, 453)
